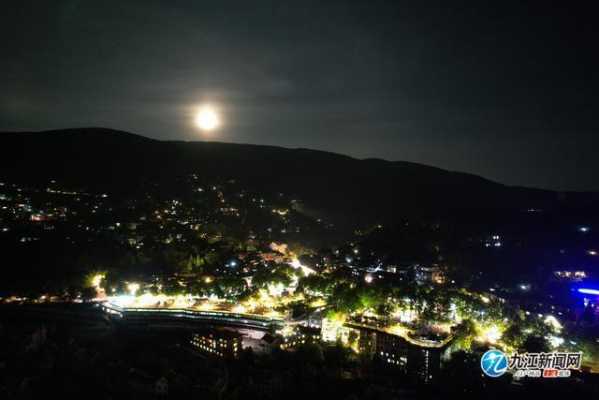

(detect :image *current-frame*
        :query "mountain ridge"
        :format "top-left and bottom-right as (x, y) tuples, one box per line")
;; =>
(1, 127), (596, 226)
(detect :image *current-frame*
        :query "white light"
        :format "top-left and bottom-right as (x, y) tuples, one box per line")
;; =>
(544, 315), (563, 331)
(364, 274), (374, 283)
(289, 258), (315, 276)
(231, 304), (247, 314)
(479, 325), (502, 344)
(194, 105), (220, 131)
(127, 282), (140, 296)
(109, 295), (135, 307)
(547, 335), (564, 348)
(91, 274), (104, 289)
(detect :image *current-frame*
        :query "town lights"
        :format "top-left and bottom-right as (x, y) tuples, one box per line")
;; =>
(478, 324), (502, 344)
(386, 324), (409, 337)
(544, 315), (563, 332)
(231, 304), (247, 314)
(127, 282), (140, 296)
(90, 273), (105, 289)
(290, 257), (315, 275)
(547, 335), (565, 349)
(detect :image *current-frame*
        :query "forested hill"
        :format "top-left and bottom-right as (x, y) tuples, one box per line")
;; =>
(1, 128), (595, 226)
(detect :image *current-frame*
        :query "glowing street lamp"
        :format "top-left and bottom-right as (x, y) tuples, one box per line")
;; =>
(127, 282), (140, 296)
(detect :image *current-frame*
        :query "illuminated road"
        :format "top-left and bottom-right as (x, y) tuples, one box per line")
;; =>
(101, 302), (285, 331)
(102, 303), (451, 349)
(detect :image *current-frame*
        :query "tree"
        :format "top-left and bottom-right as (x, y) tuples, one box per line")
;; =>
(217, 276), (248, 299)
(451, 319), (477, 352)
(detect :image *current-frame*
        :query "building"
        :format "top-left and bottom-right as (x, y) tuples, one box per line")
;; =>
(189, 329), (243, 358)
(375, 331), (408, 369)
(407, 346), (440, 383)
(280, 326), (321, 350)
(554, 270), (587, 282)
(413, 264), (446, 284)
(322, 319), (443, 383)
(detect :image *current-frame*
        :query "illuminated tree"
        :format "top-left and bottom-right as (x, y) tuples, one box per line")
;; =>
(450, 319), (477, 352)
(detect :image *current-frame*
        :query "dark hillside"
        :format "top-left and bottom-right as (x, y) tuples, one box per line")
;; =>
(1, 128), (594, 226)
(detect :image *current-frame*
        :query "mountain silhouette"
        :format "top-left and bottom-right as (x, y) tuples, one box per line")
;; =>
(1, 128), (595, 226)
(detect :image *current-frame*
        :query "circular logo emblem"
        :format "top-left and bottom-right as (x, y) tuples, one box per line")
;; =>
(480, 349), (508, 377)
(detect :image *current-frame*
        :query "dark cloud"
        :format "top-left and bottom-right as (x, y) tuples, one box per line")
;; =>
(1, 0), (598, 190)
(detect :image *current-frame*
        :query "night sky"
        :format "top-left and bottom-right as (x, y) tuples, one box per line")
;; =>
(1, 1), (598, 191)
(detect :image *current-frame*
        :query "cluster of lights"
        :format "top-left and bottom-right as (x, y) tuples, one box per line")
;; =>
(90, 273), (104, 289)
(127, 282), (140, 296)
(391, 307), (418, 323)
(94, 254), (582, 362)
(544, 315), (563, 332)
(554, 270), (587, 280)
(190, 333), (240, 358)
(547, 335), (565, 348)
(476, 324), (502, 344)
(290, 258), (315, 276)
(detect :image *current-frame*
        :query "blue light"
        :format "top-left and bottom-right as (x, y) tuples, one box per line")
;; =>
(578, 288), (599, 295)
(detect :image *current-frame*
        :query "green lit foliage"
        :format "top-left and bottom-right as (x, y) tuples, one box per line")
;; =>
(502, 323), (524, 350)
(215, 276), (248, 299)
(297, 274), (335, 296)
(251, 263), (293, 290)
(450, 319), (477, 352)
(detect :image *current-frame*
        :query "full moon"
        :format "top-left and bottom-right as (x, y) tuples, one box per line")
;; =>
(194, 105), (220, 131)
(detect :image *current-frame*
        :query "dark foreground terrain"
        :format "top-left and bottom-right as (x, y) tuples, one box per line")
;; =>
(1, 304), (598, 400)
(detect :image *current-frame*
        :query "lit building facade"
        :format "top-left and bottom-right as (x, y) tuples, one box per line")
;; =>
(189, 329), (242, 358)
(280, 326), (321, 350)
(322, 319), (442, 383)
